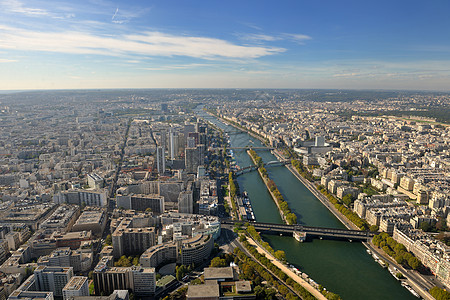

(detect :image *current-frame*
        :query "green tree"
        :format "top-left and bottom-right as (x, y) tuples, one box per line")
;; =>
(429, 286), (450, 300)
(408, 256), (420, 270)
(369, 225), (379, 232)
(115, 255), (132, 267)
(210, 257), (227, 267)
(342, 194), (353, 207)
(274, 250), (286, 262)
(104, 234), (112, 246)
(176, 265), (188, 281)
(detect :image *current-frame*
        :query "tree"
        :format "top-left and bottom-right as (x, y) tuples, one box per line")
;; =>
(115, 255), (132, 267)
(429, 286), (450, 300)
(104, 234), (112, 246)
(274, 250), (286, 262)
(420, 222), (431, 232)
(408, 257), (420, 270)
(210, 257), (227, 267)
(265, 288), (277, 300)
(342, 194), (353, 207)
(369, 225), (379, 232)
(254, 285), (265, 298)
(176, 265), (188, 281)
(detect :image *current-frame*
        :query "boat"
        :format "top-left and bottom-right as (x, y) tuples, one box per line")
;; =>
(400, 282), (420, 298)
(372, 253), (379, 260)
(389, 267), (402, 280)
(366, 249), (372, 255)
(377, 259), (387, 268)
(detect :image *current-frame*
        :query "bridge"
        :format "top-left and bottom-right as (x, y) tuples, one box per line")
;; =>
(221, 220), (375, 242)
(235, 160), (290, 176)
(211, 146), (274, 150)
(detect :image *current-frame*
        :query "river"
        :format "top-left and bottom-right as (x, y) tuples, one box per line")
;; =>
(199, 110), (415, 300)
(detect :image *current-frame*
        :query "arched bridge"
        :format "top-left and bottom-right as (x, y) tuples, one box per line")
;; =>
(221, 220), (375, 242)
(235, 160), (290, 176)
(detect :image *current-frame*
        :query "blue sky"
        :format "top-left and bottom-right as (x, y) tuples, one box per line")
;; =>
(1, 0), (449, 90)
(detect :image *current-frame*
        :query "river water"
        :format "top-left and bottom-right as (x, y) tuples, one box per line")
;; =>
(199, 111), (415, 300)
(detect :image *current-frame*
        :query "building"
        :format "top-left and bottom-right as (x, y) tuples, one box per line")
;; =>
(139, 242), (178, 268)
(112, 218), (155, 258)
(156, 147), (165, 175)
(39, 205), (80, 233)
(116, 194), (164, 213)
(186, 284), (219, 300)
(52, 231), (92, 250)
(93, 258), (155, 296)
(62, 276), (89, 300)
(178, 191), (193, 214)
(169, 129), (178, 160)
(180, 234), (213, 266)
(54, 190), (107, 207)
(185, 146), (204, 174)
(87, 174), (104, 189)
(34, 266), (74, 298)
(204, 267), (236, 282)
(37, 247), (93, 273)
(93, 266), (129, 296)
(8, 291), (54, 300)
(72, 208), (107, 236)
(130, 267), (156, 296)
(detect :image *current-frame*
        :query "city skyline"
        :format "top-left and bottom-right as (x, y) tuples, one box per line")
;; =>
(1, 0), (450, 91)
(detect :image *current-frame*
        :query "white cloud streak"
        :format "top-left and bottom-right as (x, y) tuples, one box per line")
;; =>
(237, 32), (312, 44)
(282, 33), (312, 44)
(0, 25), (285, 59)
(112, 7), (119, 20)
(2, 0), (49, 16)
(0, 58), (17, 63)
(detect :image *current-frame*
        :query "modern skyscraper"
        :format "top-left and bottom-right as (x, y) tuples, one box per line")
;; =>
(156, 146), (165, 175)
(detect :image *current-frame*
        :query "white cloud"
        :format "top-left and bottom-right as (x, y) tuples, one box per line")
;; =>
(2, 0), (49, 16)
(238, 33), (281, 42)
(282, 33), (312, 44)
(0, 25), (285, 59)
(0, 59), (17, 63)
(141, 63), (214, 71)
(237, 32), (312, 45)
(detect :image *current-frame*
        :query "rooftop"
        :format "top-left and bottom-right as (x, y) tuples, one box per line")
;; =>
(186, 283), (219, 298)
(204, 267), (234, 280)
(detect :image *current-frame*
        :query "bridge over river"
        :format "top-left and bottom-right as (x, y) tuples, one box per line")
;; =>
(221, 220), (375, 242)
(211, 146), (275, 150)
(235, 160), (290, 176)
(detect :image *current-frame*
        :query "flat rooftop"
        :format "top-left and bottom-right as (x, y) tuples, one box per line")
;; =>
(64, 276), (88, 290)
(204, 267), (234, 280)
(186, 284), (219, 298)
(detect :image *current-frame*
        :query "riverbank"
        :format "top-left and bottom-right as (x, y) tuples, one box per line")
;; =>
(274, 152), (434, 300)
(245, 237), (327, 300)
(247, 150), (288, 224)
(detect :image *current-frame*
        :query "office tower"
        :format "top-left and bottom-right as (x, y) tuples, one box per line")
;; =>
(130, 267), (156, 296)
(178, 191), (193, 214)
(169, 129), (178, 160)
(34, 266), (74, 298)
(156, 146), (165, 175)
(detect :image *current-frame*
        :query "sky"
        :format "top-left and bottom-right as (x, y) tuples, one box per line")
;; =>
(1, 0), (450, 91)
